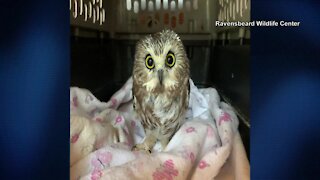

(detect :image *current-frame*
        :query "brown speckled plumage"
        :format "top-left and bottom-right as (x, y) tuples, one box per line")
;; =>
(132, 30), (190, 152)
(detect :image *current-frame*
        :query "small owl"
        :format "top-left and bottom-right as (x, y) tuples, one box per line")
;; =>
(132, 30), (190, 153)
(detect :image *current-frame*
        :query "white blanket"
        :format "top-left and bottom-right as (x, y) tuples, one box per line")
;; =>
(70, 78), (249, 180)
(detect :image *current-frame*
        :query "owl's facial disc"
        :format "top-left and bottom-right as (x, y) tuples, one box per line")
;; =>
(158, 69), (163, 85)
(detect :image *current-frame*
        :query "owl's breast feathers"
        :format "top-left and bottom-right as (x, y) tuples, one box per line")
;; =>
(133, 78), (189, 130)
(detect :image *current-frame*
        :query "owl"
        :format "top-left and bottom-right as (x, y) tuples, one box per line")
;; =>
(132, 29), (190, 153)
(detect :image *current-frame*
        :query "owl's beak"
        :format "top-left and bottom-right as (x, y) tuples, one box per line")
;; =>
(158, 69), (163, 85)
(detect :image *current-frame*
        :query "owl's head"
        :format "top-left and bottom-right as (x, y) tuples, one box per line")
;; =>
(133, 29), (189, 92)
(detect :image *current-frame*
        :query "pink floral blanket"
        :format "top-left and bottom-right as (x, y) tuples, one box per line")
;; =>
(70, 78), (250, 180)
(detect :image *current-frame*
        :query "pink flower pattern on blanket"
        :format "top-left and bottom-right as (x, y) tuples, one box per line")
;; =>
(111, 98), (117, 108)
(153, 159), (179, 180)
(90, 151), (113, 179)
(72, 96), (78, 107)
(189, 152), (195, 163)
(91, 151), (113, 170)
(97, 151), (113, 165)
(198, 160), (210, 169)
(95, 117), (103, 123)
(70, 81), (243, 180)
(186, 127), (196, 133)
(91, 169), (102, 180)
(218, 112), (231, 126)
(179, 148), (195, 163)
(71, 133), (79, 144)
(114, 115), (123, 125)
(207, 125), (214, 137)
(131, 120), (136, 127)
(91, 158), (102, 170)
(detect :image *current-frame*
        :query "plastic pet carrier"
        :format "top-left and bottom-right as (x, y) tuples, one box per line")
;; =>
(70, 0), (250, 160)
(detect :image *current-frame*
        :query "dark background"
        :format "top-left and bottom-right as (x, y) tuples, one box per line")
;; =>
(1, 0), (319, 179)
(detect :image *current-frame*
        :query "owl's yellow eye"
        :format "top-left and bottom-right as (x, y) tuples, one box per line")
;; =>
(166, 52), (175, 68)
(145, 55), (155, 69)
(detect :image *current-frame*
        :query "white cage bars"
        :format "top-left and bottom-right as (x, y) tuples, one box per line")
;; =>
(70, 0), (250, 35)
(217, 0), (250, 22)
(70, 0), (107, 30)
(113, 0), (211, 34)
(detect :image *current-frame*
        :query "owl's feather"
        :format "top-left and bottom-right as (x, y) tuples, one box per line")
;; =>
(132, 30), (189, 152)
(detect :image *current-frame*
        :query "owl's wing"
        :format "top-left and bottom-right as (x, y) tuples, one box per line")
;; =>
(132, 79), (156, 129)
